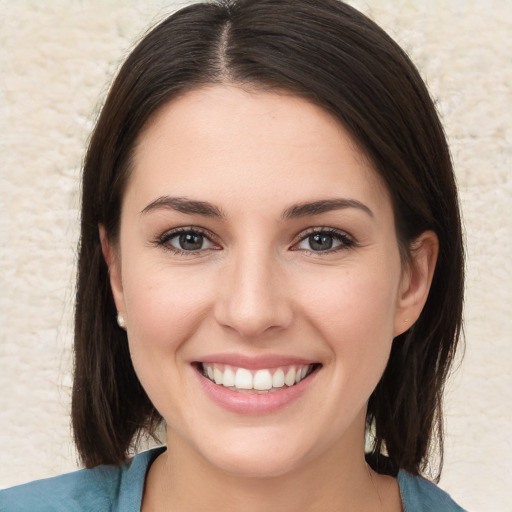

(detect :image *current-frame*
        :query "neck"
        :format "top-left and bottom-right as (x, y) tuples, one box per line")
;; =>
(142, 428), (399, 512)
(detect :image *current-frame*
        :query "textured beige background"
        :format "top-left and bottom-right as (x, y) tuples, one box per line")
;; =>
(0, 1), (511, 510)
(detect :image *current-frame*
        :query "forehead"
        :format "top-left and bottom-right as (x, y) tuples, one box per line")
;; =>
(127, 85), (391, 216)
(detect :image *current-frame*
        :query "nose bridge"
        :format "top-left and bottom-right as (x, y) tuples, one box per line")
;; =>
(215, 242), (292, 338)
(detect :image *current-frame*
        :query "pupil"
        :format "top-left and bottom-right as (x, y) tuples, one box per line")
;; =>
(310, 233), (333, 251)
(179, 233), (203, 250)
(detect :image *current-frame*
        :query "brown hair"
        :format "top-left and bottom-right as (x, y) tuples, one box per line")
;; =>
(73, 0), (464, 479)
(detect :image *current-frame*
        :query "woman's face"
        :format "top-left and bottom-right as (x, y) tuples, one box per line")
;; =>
(105, 85), (432, 478)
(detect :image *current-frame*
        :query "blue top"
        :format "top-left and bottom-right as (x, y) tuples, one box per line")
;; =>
(1, 448), (467, 511)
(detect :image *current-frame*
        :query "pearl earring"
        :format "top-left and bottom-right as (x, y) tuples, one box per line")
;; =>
(117, 314), (127, 329)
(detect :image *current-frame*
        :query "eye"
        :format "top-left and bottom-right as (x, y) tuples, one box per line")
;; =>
(157, 228), (218, 254)
(294, 229), (355, 253)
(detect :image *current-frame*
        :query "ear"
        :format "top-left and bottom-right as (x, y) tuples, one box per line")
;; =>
(394, 230), (439, 337)
(99, 225), (126, 318)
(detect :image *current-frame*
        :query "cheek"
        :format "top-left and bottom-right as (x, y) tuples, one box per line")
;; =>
(121, 264), (214, 357)
(301, 265), (399, 334)
(120, 265), (217, 421)
(296, 264), (400, 381)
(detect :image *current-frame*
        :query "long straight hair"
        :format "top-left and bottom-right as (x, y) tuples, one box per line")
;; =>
(73, 0), (464, 478)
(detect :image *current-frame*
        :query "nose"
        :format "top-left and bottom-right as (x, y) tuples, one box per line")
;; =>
(214, 247), (293, 339)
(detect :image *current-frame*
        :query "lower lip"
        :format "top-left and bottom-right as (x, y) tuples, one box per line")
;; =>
(195, 367), (318, 415)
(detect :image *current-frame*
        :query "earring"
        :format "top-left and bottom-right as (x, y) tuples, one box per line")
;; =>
(117, 313), (126, 329)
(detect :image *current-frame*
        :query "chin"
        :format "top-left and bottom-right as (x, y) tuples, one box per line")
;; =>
(191, 427), (317, 479)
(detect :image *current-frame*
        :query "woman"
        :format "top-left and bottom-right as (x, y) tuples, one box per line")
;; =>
(2, 0), (466, 510)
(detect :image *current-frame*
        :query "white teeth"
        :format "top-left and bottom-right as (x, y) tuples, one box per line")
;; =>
(222, 367), (235, 387)
(285, 367), (296, 386)
(202, 363), (314, 391)
(213, 367), (223, 385)
(272, 368), (285, 388)
(253, 369), (272, 390)
(235, 368), (253, 389)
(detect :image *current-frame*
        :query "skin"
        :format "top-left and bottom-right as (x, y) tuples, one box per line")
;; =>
(101, 85), (438, 512)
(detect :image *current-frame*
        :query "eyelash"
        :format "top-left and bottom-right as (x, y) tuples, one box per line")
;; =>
(155, 227), (219, 256)
(292, 227), (356, 255)
(154, 226), (356, 256)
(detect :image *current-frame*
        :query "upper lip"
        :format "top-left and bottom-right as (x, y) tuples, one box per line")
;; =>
(194, 353), (319, 370)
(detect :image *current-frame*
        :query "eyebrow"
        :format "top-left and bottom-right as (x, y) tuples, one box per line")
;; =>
(141, 196), (225, 218)
(140, 196), (373, 220)
(282, 198), (373, 219)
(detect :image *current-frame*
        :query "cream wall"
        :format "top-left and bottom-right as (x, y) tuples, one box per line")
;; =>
(0, 1), (510, 510)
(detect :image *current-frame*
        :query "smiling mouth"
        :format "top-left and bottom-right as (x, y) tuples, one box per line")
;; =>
(195, 362), (321, 394)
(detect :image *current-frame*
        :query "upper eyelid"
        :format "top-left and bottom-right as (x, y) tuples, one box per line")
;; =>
(158, 226), (217, 242)
(294, 226), (354, 241)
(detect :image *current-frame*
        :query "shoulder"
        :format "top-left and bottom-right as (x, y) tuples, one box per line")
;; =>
(0, 448), (164, 512)
(398, 470), (468, 512)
